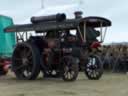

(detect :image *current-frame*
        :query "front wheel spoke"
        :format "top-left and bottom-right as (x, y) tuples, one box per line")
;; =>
(94, 68), (100, 72)
(64, 72), (68, 78)
(95, 71), (99, 76)
(92, 58), (96, 65)
(92, 70), (96, 77)
(88, 70), (92, 75)
(64, 71), (68, 76)
(87, 64), (90, 68)
(64, 66), (69, 71)
(70, 71), (74, 78)
(86, 68), (90, 72)
(95, 64), (98, 67)
(90, 71), (94, 77)
(70, 71), (74, 76)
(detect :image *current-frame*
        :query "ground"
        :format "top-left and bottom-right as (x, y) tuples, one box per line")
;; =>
(0, 72), (128, 96)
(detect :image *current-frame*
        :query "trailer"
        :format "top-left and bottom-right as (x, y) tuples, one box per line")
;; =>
(0, 15), (16, 75)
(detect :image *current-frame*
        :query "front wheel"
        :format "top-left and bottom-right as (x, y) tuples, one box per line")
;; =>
(61, 56), (79, 81)
(85, 55), (103, 80)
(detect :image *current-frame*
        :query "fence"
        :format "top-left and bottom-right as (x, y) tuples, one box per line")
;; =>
(99, 44), (128, 72)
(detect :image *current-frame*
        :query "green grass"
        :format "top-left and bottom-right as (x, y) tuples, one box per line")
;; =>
(0, 72), (128, 96)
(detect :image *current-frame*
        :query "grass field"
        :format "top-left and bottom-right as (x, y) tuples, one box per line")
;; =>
(0, 72), (128, 96)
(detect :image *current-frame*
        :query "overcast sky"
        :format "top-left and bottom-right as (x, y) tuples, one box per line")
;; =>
(0, 0), (128, 43)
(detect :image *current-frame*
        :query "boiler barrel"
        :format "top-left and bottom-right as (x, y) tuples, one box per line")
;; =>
(31, 13), (66, 23)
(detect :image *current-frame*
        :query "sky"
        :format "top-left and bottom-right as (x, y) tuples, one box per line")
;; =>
(0, 0), (128, 43)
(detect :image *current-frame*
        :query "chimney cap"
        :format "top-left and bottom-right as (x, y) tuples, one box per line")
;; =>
(74, 11), (83, 15)
(74, 11), (83, 19)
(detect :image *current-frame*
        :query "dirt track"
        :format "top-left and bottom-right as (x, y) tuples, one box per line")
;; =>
(0, 72), (128, 96)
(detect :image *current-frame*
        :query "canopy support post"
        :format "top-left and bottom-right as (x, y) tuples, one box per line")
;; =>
(83, 21), (86, 43)
(102, 27), (107, 42)
(100, 22), (103, 42)
(77, 26), (84, 42)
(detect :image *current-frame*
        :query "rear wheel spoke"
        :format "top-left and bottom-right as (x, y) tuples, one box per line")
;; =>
(14, 64), (26, 71)
(14, 58), (22, 61)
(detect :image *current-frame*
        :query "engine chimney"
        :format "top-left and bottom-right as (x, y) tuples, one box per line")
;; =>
(74, 11), (83, 19)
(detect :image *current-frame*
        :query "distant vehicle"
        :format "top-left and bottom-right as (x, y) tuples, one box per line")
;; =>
(5, 11), (111, 81)
(0, 15), (15, 76)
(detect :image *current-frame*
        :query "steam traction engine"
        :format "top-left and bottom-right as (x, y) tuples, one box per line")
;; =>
(5, 11), (111, 81)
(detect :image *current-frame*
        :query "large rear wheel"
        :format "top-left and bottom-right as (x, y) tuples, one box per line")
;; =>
(12, 42), (40, 80)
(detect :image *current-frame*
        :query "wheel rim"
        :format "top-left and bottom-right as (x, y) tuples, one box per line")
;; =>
(62, 57), (77, 81)
(63, 65), (75, 80)
(86, 57), (101, 78)
(12, 44), (34, 78)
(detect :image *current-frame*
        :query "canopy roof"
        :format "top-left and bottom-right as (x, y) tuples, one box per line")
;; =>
(5, 16), (111, 33)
